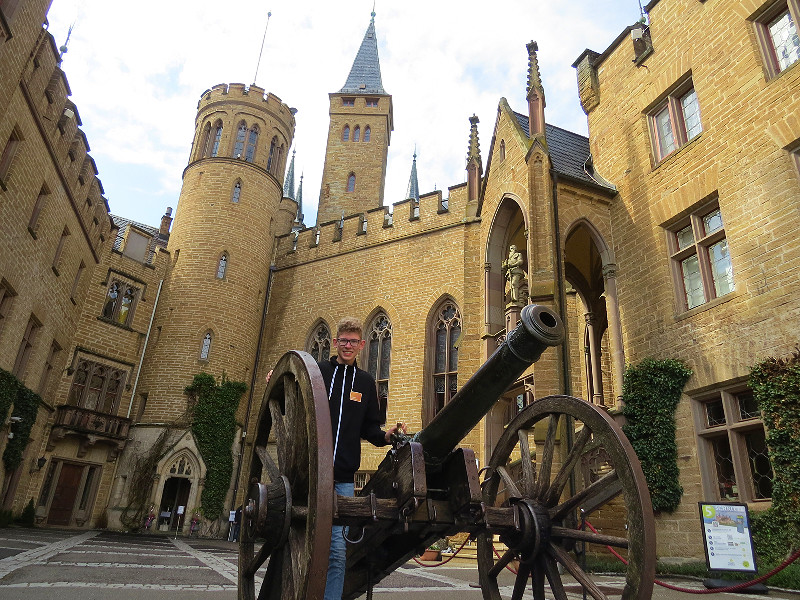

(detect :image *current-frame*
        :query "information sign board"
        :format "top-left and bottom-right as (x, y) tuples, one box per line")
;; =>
(698, 502), (757, 572)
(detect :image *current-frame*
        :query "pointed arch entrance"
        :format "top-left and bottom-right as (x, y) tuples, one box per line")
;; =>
(563, 219), (624, 408)
(155, 450), (201, 532)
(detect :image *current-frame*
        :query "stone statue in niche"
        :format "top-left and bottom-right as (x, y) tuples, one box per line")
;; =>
(502, 244), (528, 305)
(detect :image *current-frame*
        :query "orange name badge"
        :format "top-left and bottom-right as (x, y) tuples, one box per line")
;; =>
(350, 391), (362, 402)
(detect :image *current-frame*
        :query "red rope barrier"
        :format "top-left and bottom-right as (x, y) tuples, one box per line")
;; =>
(412, 535), (472, 567)
(583, 520), (800, 594)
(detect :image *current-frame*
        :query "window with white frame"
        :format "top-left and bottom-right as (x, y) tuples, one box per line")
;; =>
(666, 202), (734, 312)
(200, 332), (212, 360)
(752, 0), (800, 77)
(694, 386), (773, 502)
(216, 253), (228, 279)
(649, 79), (702, 162)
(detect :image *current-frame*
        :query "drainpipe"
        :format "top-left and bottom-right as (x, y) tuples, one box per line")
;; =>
(127, 279), (164, 418)
(232, 264), (276, 506)
(549, 170), (571, 396)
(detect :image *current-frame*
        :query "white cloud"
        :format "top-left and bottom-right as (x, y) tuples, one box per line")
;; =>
(46, 0), (640, 227)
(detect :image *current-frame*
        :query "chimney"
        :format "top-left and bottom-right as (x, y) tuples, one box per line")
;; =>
(160, 207), (173, 237)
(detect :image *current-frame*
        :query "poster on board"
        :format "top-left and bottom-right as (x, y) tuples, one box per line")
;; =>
(698, 502), (757, 572)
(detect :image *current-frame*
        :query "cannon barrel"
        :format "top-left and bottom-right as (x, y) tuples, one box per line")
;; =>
(411, 304), (564, 465)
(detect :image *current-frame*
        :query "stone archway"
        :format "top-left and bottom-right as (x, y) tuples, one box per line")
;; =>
(154, 450), (201, 532)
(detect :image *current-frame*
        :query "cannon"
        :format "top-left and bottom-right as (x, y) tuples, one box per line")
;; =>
(239, 304), (656, 600)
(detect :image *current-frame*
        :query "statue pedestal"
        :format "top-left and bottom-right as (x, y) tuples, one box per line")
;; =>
(505, 304), (522, 332)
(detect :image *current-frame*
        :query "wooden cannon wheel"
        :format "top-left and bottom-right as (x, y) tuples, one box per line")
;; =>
(238, 351), (334, 600)
(477, 395), (656, 600)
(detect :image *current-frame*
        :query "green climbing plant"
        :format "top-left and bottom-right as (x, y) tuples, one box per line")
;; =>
(0, 368), (41, 472)
(749, 348), (800, 563)
(622, 357), (692, 513)
(186, 372), (246, 520)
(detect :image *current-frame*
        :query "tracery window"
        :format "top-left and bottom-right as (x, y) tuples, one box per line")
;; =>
(267, 136), (278, 172)
(366, 313), (391, 423)
(233, 121), (247, 158)
(353, 126), (361, 142)
(245, 125), (259, 162)
(216, 253), (228, 279)
(102, 280), (139, 326)
(347, 173), (356, 192)
(199, 122), (211, 159)
(67, 358), (127, 414)
(364, 126), (371, 142)
(210, 122), (222, 157)
(429, 301), (461, 421)
(232, 181), (241, 203)
(169, 456), (193, 476)
(307, 322), (331, 362)
(343, 125), (350, 141)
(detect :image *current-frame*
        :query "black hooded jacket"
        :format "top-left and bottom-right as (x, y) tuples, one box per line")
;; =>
(318, 356), (387, 483)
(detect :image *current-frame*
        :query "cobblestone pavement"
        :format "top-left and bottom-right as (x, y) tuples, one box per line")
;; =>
(0, 528), (798, 599)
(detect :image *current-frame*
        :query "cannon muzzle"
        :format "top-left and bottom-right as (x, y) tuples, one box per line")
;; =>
(411, 304), (563, 465)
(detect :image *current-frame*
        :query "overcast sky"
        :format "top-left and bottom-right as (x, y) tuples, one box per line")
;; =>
(45, 0), (642, 228)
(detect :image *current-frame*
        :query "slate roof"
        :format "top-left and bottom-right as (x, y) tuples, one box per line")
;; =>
(339, 18), (386, 95)
(513, 111), (616, 192)
(111, 215), (167, 264)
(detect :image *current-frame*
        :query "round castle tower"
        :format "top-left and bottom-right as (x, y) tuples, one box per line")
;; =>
(136, 83), (296, 422)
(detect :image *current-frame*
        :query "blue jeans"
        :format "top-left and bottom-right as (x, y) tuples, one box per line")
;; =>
(325, 481), (354, 600)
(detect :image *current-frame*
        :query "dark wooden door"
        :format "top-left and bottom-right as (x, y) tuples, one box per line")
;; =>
(48, 463), (83, 525)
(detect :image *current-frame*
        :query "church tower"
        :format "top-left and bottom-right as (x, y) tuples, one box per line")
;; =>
(316, 13), (393, 224)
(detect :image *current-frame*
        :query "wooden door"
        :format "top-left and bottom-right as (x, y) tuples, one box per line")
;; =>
(48, 463), (83, 525)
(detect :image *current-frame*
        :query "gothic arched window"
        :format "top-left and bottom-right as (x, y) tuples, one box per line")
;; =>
(353, 126), (360, 142)
(245, 125), (259, 162)
(267, 136), (278, 172)
(347, 173), (356, 192)
(307, 322), (331, 362)
(211, 122), (223, 157)
(364, 126), (371, 142)
(366, 313), (391, 424)
(233, 121), (247, 158)
(232, 181), (241, 203)
(199, 122), (211, 159)
(200, 332), (212, 360)
(216, 253), (228, 279)
(343, 125), (350, 141)
(428, 300), (461, 423)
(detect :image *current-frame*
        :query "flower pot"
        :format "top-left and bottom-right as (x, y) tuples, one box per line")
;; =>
(420, 549), (440, 561)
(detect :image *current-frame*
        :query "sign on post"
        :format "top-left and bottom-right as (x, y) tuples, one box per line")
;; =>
(698, 502), (757, 572)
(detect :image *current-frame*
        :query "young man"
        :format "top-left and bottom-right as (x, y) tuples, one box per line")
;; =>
(267, 317), (404, 600)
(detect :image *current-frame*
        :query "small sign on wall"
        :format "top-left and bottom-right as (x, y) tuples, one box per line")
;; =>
(698, 502), (757, 572)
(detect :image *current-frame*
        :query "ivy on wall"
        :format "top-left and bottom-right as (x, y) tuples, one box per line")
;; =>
(749, 348), (800, 562)
(0, 368), (41, 471)
(186, 373), (246, 520)
(621, 358), (692, 513)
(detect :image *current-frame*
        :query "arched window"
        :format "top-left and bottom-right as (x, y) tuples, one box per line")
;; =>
(347, 173), (356, 192)
(353, 126), (360, 142)
(233, 121), (247, 158)
(232, 181), (241, 203)
(307, 322), (331, 362)
(429, 300), (461, 421)
(364, 126), (371, 142)
(211, 122), (223, 157)
(366, 313), (391, 424)
(267, 136), (278, 172)
(199, 122), (211, 159)
(216, 253), (228, 279)
(245, 125), (259, 162)
(343, 125), (350, 141)
(200, 332), (212, 360)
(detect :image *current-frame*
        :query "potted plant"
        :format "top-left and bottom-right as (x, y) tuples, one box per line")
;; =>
(420, 537), (448, 561)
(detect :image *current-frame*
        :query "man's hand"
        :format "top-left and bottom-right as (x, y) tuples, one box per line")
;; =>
(385, 421), (408, 443)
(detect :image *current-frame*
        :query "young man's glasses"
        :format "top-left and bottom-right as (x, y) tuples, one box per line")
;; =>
(335, 338), (362, 347)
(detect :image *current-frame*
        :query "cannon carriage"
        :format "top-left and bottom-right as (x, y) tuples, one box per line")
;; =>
(238, 304), (656, 600)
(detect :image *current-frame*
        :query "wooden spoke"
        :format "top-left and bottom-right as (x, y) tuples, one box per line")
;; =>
(544, 554), (569, 600)
(517, 428), (536, 497)
(488, 546), (518, 578)
(532, 557), (546, 600)
(497, 465), (522, 499)
(543, 424), (592, 506)
(548, 543), (609, 600)
(255, 445), (280, 483)
(550, 526), (630, 548)
(549, 469), (620, 521)
(510, 562), (531, 600)
(533, 413), (560, 499)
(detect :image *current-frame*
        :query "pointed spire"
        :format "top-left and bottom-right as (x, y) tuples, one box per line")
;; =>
(406, 150), (420, 202)
(339, 14), (386, 94)
(526, 41), (544, 97)
(526, 41), (546, 137)
(283, 150), (296, 199)
(466, 115), (482, 202)
(295, 173), (304, 225)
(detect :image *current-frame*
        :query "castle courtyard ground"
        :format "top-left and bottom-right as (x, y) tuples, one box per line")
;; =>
(0, 529), (797, 599)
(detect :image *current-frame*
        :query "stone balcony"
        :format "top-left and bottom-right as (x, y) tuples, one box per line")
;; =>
(47, 405), (131, 461)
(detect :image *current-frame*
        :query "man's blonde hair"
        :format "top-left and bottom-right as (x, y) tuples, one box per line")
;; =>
(336, 316), (363, 338)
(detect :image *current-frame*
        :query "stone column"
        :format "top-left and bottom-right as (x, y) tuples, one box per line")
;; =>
(603, 263), (625, 410)
(584, 312), (604, 405)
